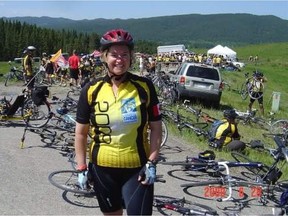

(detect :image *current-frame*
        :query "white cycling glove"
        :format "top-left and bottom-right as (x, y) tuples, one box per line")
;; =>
(78, 170), (88, 190)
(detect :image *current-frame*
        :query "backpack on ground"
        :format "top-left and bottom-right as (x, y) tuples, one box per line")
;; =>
(207, 119), (226, 142)
(32, 86), (49, 106)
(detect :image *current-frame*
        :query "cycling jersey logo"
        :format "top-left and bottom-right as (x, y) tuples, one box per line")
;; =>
(121, 98), (137, 123)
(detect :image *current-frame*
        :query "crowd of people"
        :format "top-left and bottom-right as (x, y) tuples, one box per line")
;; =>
(136, 52), (244, 77)
(22, 47), (104, 89)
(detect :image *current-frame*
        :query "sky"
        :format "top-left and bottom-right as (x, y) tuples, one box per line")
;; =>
(0, 1), (287, 21)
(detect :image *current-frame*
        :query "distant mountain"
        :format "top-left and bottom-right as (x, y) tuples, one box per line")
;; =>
(3, 14), (288, 46)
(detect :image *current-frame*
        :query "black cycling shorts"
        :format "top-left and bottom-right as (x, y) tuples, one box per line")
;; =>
(250, 92), (263, 104)
(69, 68), (79, 80)
(90, 164), (154, 215)
(25, 75), (35, 90)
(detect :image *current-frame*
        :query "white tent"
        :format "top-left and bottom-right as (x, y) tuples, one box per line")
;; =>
(207, 44), (224, 56)
(223, 46), (237, 60)
(207, 45), (237, 60)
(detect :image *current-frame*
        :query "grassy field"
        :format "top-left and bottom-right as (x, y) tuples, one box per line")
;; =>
(177, 42), (288, 179)
(1, 42), (287, 177)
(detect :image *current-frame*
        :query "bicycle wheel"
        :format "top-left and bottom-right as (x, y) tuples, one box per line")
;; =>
(153, 195), (218, 215)
(4, 73), (15, 87)
(21, 98), (51, 128)
(49, 115), (76, 133)
(160, 121), (168, 148)
(48, 170), (95, 195)
(34, 69), (45, 85)
(269, 120), (288, 135)
(248, 82), (264, 100)
(231, 152), (269, 177)
(162, 109), (178, 123)
(240, 82), (248, 100)
(147, 121), (168, 148)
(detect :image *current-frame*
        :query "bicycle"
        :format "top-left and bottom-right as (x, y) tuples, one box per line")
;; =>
(51, 90), (79, 113)
(235, 109), (288, 133)
(232, 135), (288, 182)
(0, 86), (51, 128)
(160, 101), (211, 141)
(153, 195), (219, 215)
(180, 135), (288, 204)
(49, 109), (76, 133)
(181, 100), (217, 124)
(240, 72), (264, 100)
(48, 169), (95, 196)
(49, 92), (78, 133)
(177, 117), (209, 138)
(4, 61), (25, 86)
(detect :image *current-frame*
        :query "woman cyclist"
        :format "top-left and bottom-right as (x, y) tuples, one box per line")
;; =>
(74, 29), (162, 215)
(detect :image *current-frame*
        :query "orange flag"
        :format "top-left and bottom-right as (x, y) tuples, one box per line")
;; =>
(50, 49), (62, 62)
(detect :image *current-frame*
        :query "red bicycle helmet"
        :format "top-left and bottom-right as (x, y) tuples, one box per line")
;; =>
(100, 29), (134, 51)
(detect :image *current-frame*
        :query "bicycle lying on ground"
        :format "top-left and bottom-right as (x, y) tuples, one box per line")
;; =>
(153, 195), (219, 215)
(235, 109), (288, 134)
(180, 100), (217, 124)
(49, 106), (77, 133)
(179, 135), (288, 205)
(0, 86), (51, 128)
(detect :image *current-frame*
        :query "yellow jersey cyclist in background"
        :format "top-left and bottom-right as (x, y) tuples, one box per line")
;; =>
(74, 29), (162, 215)
(23, 45), (36, 91)
(209, 109), (245, 152)
(248, 70), (267, 116)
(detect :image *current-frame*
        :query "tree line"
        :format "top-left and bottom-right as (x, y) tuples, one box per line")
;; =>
(0, 19), (158, 61)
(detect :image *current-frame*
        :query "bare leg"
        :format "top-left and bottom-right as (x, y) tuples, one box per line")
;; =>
(259, 103), (264, 116)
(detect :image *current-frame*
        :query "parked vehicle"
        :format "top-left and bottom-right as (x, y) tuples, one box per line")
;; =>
(157, 44), (186, 55)
(227, 60), (245, 68)
(170, 62), (223, 107)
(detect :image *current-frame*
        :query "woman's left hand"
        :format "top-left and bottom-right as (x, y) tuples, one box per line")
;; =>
(138, 162), (156, 185)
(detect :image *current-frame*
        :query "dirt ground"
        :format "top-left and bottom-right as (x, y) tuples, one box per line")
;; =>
(0, 82), (285, 215)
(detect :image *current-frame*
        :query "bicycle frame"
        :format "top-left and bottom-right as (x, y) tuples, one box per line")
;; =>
(180, 160), (273, 202)
(182, 100), (216, 123)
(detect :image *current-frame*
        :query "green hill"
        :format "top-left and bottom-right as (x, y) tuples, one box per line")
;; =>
(3, 13), (288, 46)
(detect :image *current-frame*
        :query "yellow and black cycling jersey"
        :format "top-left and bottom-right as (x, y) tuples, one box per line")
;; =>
(215, 120), (240, 146)
(249, 78), (264, 92)
(76, 72), (161, 168)
(23, 55), (33, 76)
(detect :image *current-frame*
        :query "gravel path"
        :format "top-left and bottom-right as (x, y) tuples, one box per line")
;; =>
(0, 82), (284, 215)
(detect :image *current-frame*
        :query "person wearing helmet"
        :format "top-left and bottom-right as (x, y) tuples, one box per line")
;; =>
(41, 52), (48, 67)
(209, 109), (245, 151)
(248, 70), (267, 116)
(23, 46), (36, 90)
(74, 29), (162, 215)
